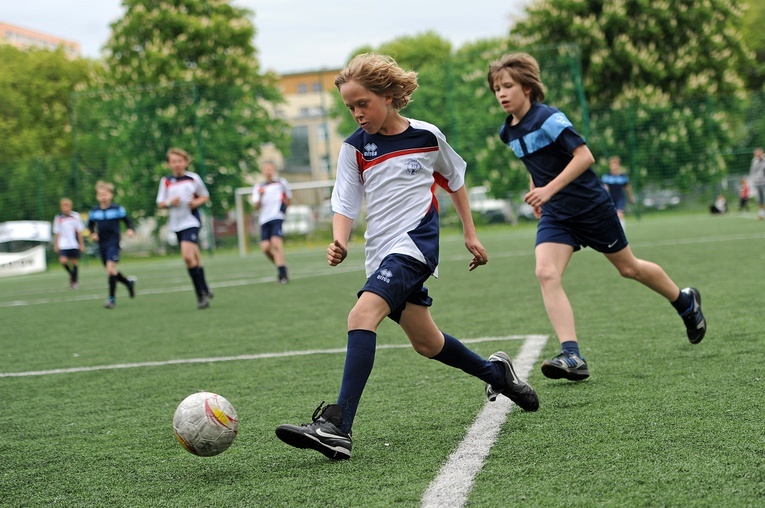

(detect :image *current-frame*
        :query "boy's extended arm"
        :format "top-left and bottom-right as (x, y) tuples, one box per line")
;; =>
(449, 185), (488, 271)
(327, 212), (354, 266)
(524, 144), (595, 208)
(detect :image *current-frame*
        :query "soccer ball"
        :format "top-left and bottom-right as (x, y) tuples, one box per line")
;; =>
(172, 392), (239, 457)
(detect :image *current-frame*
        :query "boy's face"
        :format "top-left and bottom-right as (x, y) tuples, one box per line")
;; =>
(339, 80), (393, 135)
(168, 153), (189, 174)
(60, 201), (72, 214)
(492, 69), (531, 118)
(96, 188), (113, 205)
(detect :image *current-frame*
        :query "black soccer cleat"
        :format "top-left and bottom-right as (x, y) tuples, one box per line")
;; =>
(541, 351), (590, 381)
(680, 287), (706, 344)
(275, 402), (352, 460)
(127, 277), (137, 298)
(197, 291), (213, 309)
(104, 298), (116, 309)
(485, 351), (539, 411)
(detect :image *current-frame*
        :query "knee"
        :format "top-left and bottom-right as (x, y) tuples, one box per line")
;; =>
(347, 305), (382, 331)
(535, 265), (560, 288)
(615, 263), (639, 280)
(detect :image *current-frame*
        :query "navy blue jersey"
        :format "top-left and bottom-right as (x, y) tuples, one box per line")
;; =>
(500, 103), (613, 220)
(601, 172), (630, 209)
(87, 204), (134, 245)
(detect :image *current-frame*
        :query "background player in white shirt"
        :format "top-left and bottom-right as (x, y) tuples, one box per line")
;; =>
(276, 53), (538, 461)
(53, 197), (85, 289)
(251, 161), (292, 284)
(156, 148), (213, 309)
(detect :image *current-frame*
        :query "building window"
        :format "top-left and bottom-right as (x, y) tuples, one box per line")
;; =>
(283, 126), (311, 174)
(297, 83), (308, 94)
(312, 82), (322, 92)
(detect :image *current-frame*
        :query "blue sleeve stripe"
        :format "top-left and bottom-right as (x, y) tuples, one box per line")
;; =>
(525, 112), (572, 155)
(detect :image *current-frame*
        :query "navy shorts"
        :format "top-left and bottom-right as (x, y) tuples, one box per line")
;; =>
(536, 211), (628, 254)
(260, 219), (284, 241)
(98, 242), (120, 265)
(359, 253), (433, 324)
(175, 227), (200, 244)
(58, 249), (80, 259)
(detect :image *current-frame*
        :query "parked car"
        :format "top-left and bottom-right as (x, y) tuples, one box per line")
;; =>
(641, 189), (681, 210)
(468, 186), (514, 223)
(283, 205), (316, 236)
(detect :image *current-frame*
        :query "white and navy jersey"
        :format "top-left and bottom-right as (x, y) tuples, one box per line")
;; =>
(252, 178), (292, 225)
(500, 102), (613, 220)
(52, 211), (84, 250)
(332, 118), (466, 278)
(156, 171), (209, 232)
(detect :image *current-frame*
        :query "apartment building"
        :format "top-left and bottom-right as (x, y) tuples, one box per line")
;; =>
(0, 21), (80, 59)
(263, 68), (346, 184)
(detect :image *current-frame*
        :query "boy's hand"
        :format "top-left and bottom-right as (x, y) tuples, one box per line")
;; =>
(126, 229), (135, 238)
(327, 240), (347, 266)
(91, 233), (99, 242)
(465, 238), (488, 271)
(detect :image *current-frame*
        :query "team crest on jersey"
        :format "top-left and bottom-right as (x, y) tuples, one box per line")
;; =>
(363, 143), (378, 157)
(404, 158), (422, 175)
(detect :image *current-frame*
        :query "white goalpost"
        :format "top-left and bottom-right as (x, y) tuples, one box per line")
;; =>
(233, 179), (335, 257)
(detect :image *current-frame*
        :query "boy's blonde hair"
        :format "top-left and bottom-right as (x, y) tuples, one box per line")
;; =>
(95, 180), (114, 193)
(334, 53), (419, 111)
(167, 147), (191, 162)
(487, 52), (546, 103)
(60, 197), (73, 206)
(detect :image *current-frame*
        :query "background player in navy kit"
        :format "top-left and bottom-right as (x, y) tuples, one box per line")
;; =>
(156, 148), (213, 309)
(53, 197), (85, 289)
(601, 156), (636, 230)
(488, 53), (706, 381)
(87, 181), (136, 309)
(275, 53), (538, 461)
(251, 161), (292, 284)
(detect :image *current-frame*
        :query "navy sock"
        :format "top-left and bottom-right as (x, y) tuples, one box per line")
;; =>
(561, 340), (580, 357)
(187, 267), (202, 295)
(115, 272), (129, 285)
(197, 266), (209, 293)
(672, 290), (692, 315)
(432, 333), (505, 388)
(62, 263), (73, 276)
(278, 265), (287, 277)
(72, 265), (78, 282)
(108, 275), (117, 298)
(337, 330), (377, 434)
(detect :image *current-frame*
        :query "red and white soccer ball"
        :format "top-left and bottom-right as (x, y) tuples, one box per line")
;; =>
(173, 392), (239, 457)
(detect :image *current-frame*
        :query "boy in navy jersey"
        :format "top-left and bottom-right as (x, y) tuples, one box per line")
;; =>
(53, 197), (85, 289)
(156, 148), (213, 309)
(601, 156), (636, 230)
(488, 53), (706, 381)
(275, 53), (538, 461)
(87, 181), (136, 308)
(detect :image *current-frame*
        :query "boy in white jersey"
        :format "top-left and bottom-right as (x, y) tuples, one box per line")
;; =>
(251, 161), (292, 284)
(53, 197), (85, 289)
(275, 53), (539, 461)
(156, 148), (213, 309)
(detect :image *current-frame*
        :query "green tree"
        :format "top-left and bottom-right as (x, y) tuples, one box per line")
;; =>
(76, 0), (289, 219)
(739, 0), (765, 91)
(509, 0), (752, 189)
(0, 45), (95, 220)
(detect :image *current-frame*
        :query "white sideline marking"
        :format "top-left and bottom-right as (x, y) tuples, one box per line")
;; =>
(0, 336), (534, 378)
(421, 334), (549, 508)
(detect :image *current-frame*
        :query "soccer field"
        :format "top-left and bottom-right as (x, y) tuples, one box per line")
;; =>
(1, 213), (764, 507)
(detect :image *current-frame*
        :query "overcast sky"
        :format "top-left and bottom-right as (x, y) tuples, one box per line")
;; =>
(1, 0), (528, 74)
